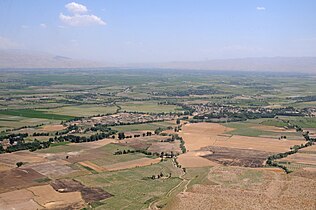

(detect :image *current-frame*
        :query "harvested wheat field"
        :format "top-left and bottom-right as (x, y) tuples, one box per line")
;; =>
(179, 123), (232, 151)
(104, 157), (160, 171)
(214, 135), (305, 153)
(165, 166), (316, 210)
(0, 184), (85, 210)
(176, 151), (219, 168)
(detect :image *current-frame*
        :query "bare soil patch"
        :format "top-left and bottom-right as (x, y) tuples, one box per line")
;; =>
(51, 179), (112, 203)
(104, 157), (160, 171)
(202, 146), (273, 167)
(0, 168), (47, 193)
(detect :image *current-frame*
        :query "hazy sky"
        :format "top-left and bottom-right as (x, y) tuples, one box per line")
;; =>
(0, 0), (315, 63)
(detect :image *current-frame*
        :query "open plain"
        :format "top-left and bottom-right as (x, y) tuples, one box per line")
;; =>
(0, 70), (315, 209)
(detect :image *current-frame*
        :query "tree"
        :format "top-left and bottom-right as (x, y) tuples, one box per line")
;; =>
(118, 132), (125, 140)
(16, 162), (23, 168)
(176, 119), (181, 124)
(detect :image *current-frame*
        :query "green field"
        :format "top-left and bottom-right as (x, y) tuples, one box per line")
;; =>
(76, 159), (182, 209)
(0, 109), (73, 120)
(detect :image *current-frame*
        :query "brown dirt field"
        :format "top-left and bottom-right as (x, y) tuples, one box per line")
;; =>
(202, 146), (272, 167)
(165, 166), (316, 210)
(40, 124), (66, 132)
(0, 184), (85, 210)
(51, 179), (112, 203)
(0, 151), (46, 166)
(79, 161), (106, 172)
(0, 168), (47, 193)
(104, 157), (160, 171)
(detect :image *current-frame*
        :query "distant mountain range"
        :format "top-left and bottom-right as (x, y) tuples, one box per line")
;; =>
(0, 50), (106, 68)
(130, 57), (316, 74)
(0, 50), (315, 73)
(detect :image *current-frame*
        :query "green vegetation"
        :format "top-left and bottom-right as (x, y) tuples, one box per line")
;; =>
(0, 109), (73, 120)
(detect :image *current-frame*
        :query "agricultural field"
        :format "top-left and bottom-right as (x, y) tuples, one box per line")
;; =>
(0, 69), (315, 209)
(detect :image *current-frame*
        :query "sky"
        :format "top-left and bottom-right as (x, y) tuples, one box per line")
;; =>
(0, 0), (316, 63)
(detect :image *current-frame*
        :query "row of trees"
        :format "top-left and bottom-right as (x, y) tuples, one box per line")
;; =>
(5, 140), (51, 153)
(0, 133), (28, 142)
(50, 131), (116, 143)
(32, 132), (49, 136)
(114, 149), (179, 158)
(118, 131), (153, 140)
